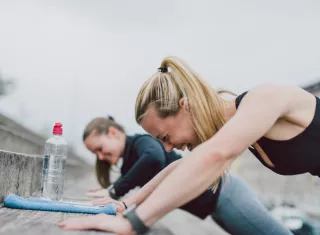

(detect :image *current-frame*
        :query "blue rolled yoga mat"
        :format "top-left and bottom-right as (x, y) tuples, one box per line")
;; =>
(4, 194), (116, 215)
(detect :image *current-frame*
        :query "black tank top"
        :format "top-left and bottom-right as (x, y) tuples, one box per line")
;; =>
(235, 92), (320, 176)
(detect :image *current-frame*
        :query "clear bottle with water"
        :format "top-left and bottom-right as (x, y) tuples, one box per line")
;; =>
(40, 123), (68, 201)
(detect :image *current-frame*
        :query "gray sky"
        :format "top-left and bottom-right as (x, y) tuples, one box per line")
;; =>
(0, 0), (320, 164)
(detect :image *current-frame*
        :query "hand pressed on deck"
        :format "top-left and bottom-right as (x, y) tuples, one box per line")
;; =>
(57, 213), (133, 235)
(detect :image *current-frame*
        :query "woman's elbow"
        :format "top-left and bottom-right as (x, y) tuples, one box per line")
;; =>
(201, 148), (235, 166)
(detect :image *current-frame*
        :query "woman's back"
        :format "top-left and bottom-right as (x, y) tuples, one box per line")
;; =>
(121, 134), (181, 176)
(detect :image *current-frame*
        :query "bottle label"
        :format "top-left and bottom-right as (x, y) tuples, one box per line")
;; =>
(41, 140), (67, 200)
(46, 155), (67, 183)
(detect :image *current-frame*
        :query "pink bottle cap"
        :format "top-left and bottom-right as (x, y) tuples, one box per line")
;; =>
(53, 122), (63, 135)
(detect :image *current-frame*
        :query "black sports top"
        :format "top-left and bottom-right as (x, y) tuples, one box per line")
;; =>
(235, 92), (320, 176)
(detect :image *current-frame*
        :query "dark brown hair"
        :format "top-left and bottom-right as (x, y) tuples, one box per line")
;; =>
(83, 116), (125, 188)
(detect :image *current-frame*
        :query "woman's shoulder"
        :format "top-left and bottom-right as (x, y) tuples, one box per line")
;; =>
(130, 133), (163, 149)
(235, 84), (316, 123)
(130, 133), (155, 141)
(236, 83), (310, 108)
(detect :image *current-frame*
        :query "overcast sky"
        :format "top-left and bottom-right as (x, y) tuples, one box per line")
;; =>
(0, 0), (319, 164)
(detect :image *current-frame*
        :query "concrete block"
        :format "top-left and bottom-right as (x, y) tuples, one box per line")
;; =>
(0, 150), (43, 202)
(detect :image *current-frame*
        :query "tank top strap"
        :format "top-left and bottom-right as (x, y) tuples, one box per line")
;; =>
(235, 91), (248, 109)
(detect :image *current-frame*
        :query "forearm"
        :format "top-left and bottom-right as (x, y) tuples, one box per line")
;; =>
(124, 160), (180, 207)
(136, 145), (233, 226)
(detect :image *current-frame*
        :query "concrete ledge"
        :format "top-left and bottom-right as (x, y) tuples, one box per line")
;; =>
(0, 150), (42, 203)
(0, 113), (90, 167)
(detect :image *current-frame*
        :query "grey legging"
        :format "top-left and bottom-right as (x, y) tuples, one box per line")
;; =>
(211, 175), (293, 235)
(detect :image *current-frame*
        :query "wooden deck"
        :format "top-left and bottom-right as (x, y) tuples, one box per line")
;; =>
(0, 170), (227, 235)
(0, 205), (229, 235)
(0, 207), (112, 235)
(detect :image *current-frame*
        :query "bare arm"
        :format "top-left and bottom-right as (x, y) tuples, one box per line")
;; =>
(135, 84), (311, 226)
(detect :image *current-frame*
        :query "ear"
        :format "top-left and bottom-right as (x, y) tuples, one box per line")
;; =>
(90, 129), (99, 137)
(108, 126), (119, 136)
(179, 97), (190, 112)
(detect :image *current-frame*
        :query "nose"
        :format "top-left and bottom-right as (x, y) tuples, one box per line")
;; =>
(163, 142), (174, 152)
(97, 153), (104, 161)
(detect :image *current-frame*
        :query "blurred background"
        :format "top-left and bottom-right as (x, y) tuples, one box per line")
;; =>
(0, 0), (320, 164)
(0, 0), (320, 234)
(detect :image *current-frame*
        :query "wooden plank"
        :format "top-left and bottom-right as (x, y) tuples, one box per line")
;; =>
(0, 207), (112, 235)
(0, 206), (176, 235)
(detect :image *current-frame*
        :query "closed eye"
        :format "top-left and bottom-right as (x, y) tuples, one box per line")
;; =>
(162, 134), (170, 142)
(92, 147), (102, 154)
(156, 133), (170, 143)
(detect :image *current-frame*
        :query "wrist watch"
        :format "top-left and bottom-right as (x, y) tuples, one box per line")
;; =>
(123, 206), (150, 234)
(107, 184), (119, 199)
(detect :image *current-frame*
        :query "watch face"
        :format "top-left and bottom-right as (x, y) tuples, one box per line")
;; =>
(123, 206), (149, 234)
(108, 187), (116, 196)
(106, 184), (114, 191)
(108, 187), (118, 199)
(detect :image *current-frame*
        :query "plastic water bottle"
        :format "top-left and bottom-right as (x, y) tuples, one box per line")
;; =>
(40, 122), (68, 201)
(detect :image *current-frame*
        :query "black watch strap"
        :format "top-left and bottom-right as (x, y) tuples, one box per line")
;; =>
(107, 184), (119, 200)
(123, 207), (150, 234)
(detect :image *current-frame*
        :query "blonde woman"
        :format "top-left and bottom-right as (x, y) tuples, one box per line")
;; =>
(58, 56), (319, 234)
(78, 117), (291, 235)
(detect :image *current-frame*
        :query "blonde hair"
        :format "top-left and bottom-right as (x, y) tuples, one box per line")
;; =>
(135, 56), (228, 191)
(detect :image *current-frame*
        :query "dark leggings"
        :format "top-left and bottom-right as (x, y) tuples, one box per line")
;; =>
(211, 175), (292, 235)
